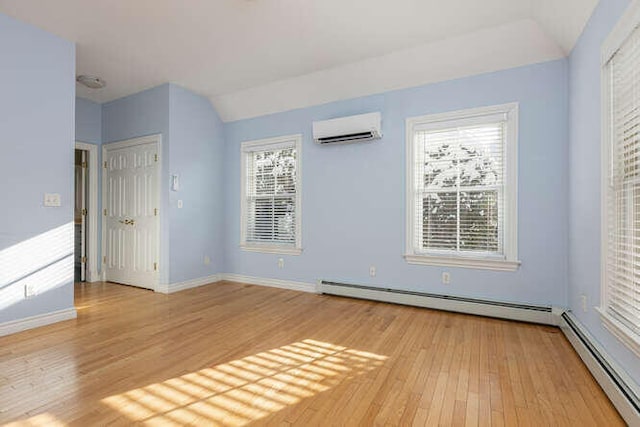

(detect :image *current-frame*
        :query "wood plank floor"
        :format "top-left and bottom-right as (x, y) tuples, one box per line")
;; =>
(0, 281), (623, 426)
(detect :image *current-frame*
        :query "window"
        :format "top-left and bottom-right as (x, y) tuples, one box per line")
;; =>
(405, 104), (519, 271)
(600, 9), (640, 357)
(240, 134), (302, 255)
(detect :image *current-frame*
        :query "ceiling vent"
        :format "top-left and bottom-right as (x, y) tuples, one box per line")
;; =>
(312, 112), (382, 144)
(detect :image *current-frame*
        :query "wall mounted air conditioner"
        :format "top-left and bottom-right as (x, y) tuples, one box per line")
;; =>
(312, 112), (382, 144)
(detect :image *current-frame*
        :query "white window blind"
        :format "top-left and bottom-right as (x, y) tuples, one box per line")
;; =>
(604, 24), (640, 342)
(241, 135), (302, 254)
(405, 104), (518, 271)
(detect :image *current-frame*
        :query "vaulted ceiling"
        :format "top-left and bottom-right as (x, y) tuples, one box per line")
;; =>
(0, 0), (597, 121)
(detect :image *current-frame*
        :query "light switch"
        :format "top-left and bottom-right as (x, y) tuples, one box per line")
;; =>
(177, 200), (183, 209)
(44, 193), (61, 207)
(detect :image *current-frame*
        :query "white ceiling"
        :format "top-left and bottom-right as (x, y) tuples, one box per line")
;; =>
(0, 0), (597, 121)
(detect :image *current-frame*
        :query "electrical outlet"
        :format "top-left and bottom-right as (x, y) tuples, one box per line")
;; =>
(278, 258), (284, 269)
(24, 284), (37, 298)
(204, 255), (211, 265)
(442, 272), (451, 284)
(580, 294), (588, 312)
(369, 266), (376, 277)
(43, 193), (61, 207)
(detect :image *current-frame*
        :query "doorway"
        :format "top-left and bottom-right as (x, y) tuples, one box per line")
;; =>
(74, 142), (99, 283)
(74, 149), (87, 282)
(102, 135), (161, 290)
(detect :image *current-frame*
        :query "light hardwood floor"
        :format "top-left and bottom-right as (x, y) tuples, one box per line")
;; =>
(0, 281), (623, 426)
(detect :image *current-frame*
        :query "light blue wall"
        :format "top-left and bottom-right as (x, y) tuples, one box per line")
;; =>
(102, 84), (171, 284)
(76, 97), (102, 145)
(169, 84), (224, 282)
(568, 0), (640, 387)
(0, 13), (75, 323)
(223, 59), (569, 307)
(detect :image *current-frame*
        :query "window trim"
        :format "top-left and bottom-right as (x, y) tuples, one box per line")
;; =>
(240, 134), (302, 255)
(404, 103), (520, 271)
(599, 0), (640, 357)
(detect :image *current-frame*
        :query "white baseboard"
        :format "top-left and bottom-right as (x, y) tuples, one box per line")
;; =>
(86, 269), (100, 283)
(559, 312), (640, 426)
(319, 281), (562, 326)
(156, 274), (221, 294)
(220, 273), (317, 293)
(0, 308), (77, 337)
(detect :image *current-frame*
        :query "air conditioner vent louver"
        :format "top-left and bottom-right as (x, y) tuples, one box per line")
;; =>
(316, 131), (377, 144)
(313, 112), (382, 145)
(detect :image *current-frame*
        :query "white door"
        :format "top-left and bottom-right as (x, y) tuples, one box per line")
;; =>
(103, 139), (159, 290)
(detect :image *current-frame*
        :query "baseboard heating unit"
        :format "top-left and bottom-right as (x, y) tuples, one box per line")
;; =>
(319, 281), (559, 325)
(559, 312), (640, 425)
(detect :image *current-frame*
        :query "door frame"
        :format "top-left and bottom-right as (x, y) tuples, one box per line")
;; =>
(101, 134), (162, 291)
(75, 141), (99, 282)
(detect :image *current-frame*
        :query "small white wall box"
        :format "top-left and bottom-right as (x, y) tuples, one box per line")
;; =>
(44, 193), (61, 207)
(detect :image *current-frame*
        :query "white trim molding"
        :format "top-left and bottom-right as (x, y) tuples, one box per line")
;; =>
(404, 254), (520, 271)
(560, 312), (640, 425)
(405, 103), (520, 271)
(239, 245), (302, 256)
(156, 274), (221, 294)
(0, 308), (77, 337)
(602, 0), (640, 66)
(75, 141), (100, 282)
(221, 273), (317, 293)
(597, 307), (640, 359)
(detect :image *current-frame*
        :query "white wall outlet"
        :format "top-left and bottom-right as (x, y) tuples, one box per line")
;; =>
(278, 258), (284, 269)
(177, 200), (183, 209)
(25, 283), (37, 298)
(43, 193), (61, 207)
(204, 255), (211, 265)
(442, 272), (451, 284)
(580, 294), (588, 312)
(369, 266), (376, 277)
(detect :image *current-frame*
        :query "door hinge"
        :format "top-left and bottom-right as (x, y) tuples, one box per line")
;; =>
(103, 256), (107, 264)
(103, 208), (107, 216)
(81, 208), (87, 216)
(103, 161), (107, 169)
(153, 262), (158, 271)
(154, 208), (158, 216)
(81, 161), (87, 169)
(81, 256), (87, 264)
(154, 154), (158, 162)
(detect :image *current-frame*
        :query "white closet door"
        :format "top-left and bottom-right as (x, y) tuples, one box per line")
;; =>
(104, 140), (159, 289)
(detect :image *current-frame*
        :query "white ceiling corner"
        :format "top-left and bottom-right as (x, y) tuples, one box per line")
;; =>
(0, 0), (597, 121)
(530, 0), (599, 54)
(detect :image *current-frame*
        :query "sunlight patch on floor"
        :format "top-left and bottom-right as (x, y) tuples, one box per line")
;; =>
(101, 339), (387, 426)
(4, 412), (66, 427)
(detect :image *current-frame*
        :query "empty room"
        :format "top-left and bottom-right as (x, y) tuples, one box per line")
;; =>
(1, 0), (639, 425)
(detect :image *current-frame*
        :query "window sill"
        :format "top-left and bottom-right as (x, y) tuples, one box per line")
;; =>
(596, 307), (640, 359)
(240, 244), (302, 256)
(404, 254), (520, 271)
